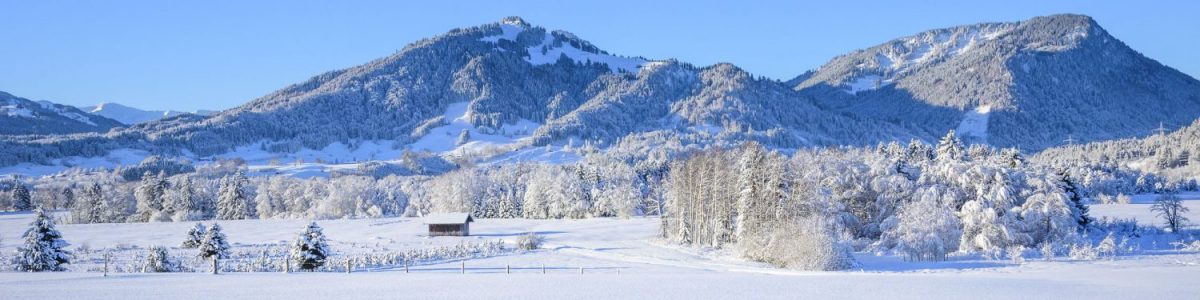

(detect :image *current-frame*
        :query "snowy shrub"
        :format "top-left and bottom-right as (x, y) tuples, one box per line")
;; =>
(1116, 193), (1132, 204)
(1096, 233), (1117, 259)
(1007, 246), (1026, 264)
(1177, 240), (1200, 251)
(1068, 242), (1098, 261)
(1040, 242), (1056, 261)
(142, 245), (182, 272)
(744, 218), (856, 271)
(1095, 194), (1114, 205)
(516, 233), (545, 251)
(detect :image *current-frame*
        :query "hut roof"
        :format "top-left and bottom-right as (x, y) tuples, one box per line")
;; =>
(423, 213), (474, 225)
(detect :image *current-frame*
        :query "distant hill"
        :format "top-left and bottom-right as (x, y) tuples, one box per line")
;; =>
(0, 91), (123, 135)
(81, 102), (215, 125)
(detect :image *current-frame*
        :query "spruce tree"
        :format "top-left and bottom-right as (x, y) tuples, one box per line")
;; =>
(217, 172), (252, 220)
(135, 171), (166, 222)
(143, 245), (180, 272)
(935, 130), (965, 162)
(11, 184), (32, 211)
(1057, 171), (1091, 229)
(60, 187), (75, 211)
(291, 222), (330, 271)
(197, 223), (230, 259)
(12, 208), (71, 271)
(181, 223), (207, 248)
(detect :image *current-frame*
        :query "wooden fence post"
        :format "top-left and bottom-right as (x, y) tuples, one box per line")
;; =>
(542, 264), (546, 274)
(460, 260), (465, 274)
(346, 259), (352, 274)
(211, 258), (218, 275)
(283, 257), (290, 274)
(102, 254), (109, 277)
(404, 260), (409, 273)
(506, 264), (510, 274)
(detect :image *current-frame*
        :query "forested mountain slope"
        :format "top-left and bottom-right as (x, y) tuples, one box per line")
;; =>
(793, 14), (1200, 150)
(0, 17), (921, 167)
(0, 91), (123, 135)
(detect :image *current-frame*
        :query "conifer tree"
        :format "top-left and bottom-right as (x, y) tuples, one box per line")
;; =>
(143, 245), (180, 272)
(181, 223), (207, 248)
(217, 172), (253, 220)
(291, 222), (330, 271)
(12, 208), (71, 271)
(197, 223), (230, 259)
(11, 184), (32, 211)
(935, 130), (965, 162)
(60, 187), (75, 212)
(1056, 170), (1091, 229)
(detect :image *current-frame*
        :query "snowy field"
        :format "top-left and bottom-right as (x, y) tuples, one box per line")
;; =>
(2, 197), (1199, 299)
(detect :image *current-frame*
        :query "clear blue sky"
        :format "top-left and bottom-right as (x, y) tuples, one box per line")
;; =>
(2, 0), (1196, 111)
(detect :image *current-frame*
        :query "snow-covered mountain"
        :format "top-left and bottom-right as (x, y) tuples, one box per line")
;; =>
(0, 91), (124, 135)
(81, 102), (215, 125)
(2, 14), (1198, 170)
(0, 16), (922, 168)
(792, 14), (1200, 150)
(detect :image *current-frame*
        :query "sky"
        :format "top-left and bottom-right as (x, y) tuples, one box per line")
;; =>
(1, 0), (1197, 112)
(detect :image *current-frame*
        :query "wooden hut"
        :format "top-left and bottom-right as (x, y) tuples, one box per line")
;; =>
(423, 213), (474, 236)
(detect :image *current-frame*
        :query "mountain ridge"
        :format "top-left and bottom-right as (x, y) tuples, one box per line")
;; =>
(1, 14), (1197, 172)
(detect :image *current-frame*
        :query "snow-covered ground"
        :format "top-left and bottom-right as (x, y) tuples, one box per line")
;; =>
(956, 105), (992, 143)
(2, 197), (1199, 299)
(1088, 191), (1200, 226)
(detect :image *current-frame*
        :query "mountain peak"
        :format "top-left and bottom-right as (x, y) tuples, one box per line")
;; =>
(499, 16), (530, 28)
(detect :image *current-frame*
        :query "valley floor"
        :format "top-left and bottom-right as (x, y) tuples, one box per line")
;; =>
(1, 197), (1199, 299)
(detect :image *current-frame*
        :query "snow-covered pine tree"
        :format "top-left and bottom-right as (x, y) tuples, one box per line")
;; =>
(197, 223), (230, 259)
(76, 183), (105, 224)
(734, 143), (766, 243)
(11, 183), (32, 211)
(935, 130), (965, 162)
(12, 208), (71, 271)
(134, 171), (167, 222)
(217, 172), (253, 220)
(291, 222), (330, 271)
(1056, 170), (1091, 229)
(181, 223), (207, 248)
(60, 187), (75, 212)
(143, 245), (180, 272)
(958, 171), (1025, 255)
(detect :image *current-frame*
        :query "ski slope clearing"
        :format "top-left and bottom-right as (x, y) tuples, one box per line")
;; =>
(2, 201), (1200, 299)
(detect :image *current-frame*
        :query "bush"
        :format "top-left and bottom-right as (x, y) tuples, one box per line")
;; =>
(1115, 193), (1132, 204)
(516, 233), (545, 251)
(742, 218), (856, 271)
(1068, 242), (1098, 261)
(1007, 246), (1026, 264)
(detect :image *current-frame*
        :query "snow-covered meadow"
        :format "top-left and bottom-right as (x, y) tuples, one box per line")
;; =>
(2, 195), (1199, 299)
